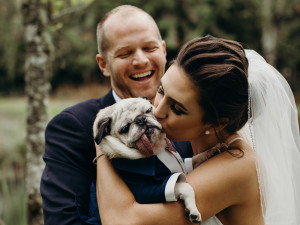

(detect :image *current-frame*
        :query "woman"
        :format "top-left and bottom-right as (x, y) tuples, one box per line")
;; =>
(94, 35), (300, 225)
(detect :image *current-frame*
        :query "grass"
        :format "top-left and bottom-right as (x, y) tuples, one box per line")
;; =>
(0, 97), (80, 225)
(0, 83), (110, 225)
(0, 98), (26, 225)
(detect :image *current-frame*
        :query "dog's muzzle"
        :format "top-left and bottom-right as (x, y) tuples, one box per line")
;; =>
(134, 115), (161, 157)
(135, 115), (147, 126)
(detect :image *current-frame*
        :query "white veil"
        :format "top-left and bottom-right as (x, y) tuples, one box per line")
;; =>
(243, 50), (300, 225)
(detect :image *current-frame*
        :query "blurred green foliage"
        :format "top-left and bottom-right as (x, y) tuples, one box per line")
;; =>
(0, 96), (79, 225)
(0, 0), (300, 95)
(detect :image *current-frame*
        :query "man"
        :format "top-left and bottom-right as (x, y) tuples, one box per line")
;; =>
(40, 5), (192, 225)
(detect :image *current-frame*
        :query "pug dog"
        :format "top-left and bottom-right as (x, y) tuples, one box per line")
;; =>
(93, 97), (217, 224)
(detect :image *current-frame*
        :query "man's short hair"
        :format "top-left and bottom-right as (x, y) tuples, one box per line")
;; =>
(96, 5), (162, 59)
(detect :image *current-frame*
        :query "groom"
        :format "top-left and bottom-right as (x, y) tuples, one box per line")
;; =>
(40, 5), (192, 225)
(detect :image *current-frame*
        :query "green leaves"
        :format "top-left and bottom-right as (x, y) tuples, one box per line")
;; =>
(41, 0), (95, 16)
(0, 0), (299, 94)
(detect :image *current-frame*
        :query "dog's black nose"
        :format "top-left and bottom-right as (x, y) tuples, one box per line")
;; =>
(135, 116), (147, 125)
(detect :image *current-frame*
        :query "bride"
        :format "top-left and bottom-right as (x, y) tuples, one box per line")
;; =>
(93, 35), (300, 225)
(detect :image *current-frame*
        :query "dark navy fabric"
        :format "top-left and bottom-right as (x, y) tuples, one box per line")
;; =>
(88, 151), (186, 224)
(172, 141), (193, 157)
(112, 156), (175, 203)
(40, 89), (193, 225)
(77, 181), (101, 225)
(41, 90), (115, 225)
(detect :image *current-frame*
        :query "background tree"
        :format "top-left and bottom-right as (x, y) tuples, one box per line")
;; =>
(0, 1), (299, 224)
(21, 0), (94, 224)
(21, 0), (53, 224)
(0, 0), (24, 94)
(260, 0), (292, 66)
(2, 0), (299, 95)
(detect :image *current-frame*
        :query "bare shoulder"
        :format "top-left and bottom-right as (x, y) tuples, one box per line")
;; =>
(189, 141), (257, 185)
(186, 141), (259, 221)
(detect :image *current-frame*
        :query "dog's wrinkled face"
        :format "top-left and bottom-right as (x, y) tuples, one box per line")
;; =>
(93, 97), (166, 159)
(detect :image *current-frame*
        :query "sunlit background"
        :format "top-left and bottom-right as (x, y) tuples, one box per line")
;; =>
(0, 0), (299, 224)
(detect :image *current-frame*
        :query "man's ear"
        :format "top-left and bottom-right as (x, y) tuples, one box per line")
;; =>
(96, 54), (111, 77)
(161, 40), (167, 58)
(94, 117), (112, 145)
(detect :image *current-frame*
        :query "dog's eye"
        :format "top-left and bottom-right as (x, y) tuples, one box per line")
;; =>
(146, 107), (152, 114)
(119, 123), (131, 134)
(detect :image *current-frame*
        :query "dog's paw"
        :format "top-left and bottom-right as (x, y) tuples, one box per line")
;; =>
(192, 146), (221, 169)
(185, 207), (202, 224)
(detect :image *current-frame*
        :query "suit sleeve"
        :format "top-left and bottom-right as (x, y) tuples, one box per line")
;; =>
(40, 111), (96, 225)
(116, 169), (170, 204)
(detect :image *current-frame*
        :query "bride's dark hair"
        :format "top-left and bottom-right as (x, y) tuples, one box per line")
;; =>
(174, 35), (249, 135)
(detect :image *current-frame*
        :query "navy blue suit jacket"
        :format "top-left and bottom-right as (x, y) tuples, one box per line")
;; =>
(40, 90), (192, 225)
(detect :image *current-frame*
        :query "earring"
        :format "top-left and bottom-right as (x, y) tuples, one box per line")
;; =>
(205, 130), (210, 135)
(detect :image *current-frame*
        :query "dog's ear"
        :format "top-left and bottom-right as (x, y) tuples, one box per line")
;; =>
(94, 117), (112, 145)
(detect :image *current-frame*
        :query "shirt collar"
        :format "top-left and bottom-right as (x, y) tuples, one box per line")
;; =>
(112, 90), (122, 103)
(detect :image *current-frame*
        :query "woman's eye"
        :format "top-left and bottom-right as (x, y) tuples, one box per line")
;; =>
(119, 123), (131, 134)
(170, 104), (185, 116)
(157, 85), (164, 95)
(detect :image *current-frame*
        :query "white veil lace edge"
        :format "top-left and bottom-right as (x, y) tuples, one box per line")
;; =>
(241, 50), (300, 225)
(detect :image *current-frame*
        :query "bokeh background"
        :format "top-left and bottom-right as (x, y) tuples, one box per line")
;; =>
(0, 0), (299, 224)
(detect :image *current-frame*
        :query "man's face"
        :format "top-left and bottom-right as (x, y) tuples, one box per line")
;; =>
(97, 13), (167, 101)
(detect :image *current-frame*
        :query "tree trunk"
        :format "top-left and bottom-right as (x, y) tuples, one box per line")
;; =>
(260, 0), (287, 66)
(261, 0), (277, 65)
(22, 0), (52, 224)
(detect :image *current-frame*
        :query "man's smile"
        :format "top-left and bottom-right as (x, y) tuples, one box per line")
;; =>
(130, 71), (154, 81)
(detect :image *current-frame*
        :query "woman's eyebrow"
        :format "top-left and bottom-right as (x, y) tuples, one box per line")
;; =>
(170, 98), (188, 112)
(160, 81), (188, 112)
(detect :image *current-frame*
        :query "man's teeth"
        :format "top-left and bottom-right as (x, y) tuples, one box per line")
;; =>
(131, 71), (152, 78)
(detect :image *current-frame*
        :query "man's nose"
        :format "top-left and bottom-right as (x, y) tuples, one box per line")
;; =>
(132, 49), (149, 66)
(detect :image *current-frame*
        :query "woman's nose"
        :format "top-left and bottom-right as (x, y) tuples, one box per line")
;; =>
(153, 99), (168, 120)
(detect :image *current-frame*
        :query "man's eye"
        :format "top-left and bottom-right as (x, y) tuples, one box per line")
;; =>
(119, 123), (131, 134)
(118, 52), (131, 58)
(144, 47), (157, 52)
(157, 85), (164, 95)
